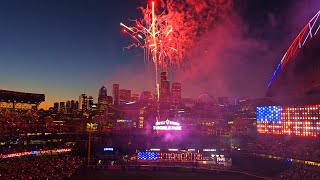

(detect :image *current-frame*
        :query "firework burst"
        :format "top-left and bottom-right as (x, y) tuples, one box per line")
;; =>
(120, 0), (232, 101)
(120, 1), (181, 69)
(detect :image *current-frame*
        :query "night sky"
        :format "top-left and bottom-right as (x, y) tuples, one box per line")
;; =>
(0, 0), (319, 109)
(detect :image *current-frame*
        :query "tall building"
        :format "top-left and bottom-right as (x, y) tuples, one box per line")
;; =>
(87, 96), (94, 110)
(161, 71), (167, 81)
(113, 84), (120, 106)
(107, 96), (113, 105)
(66, 101), (71, 114)
(171, 82), (182, 103)
(53, 102), (59, 113)
(71, 100), (75, 112)
(75, 101), (79, 111)
(98, 86), (108, 112)
(141, 91), (153, 101)
(79, 94), (87, 110)
(59, 102), (65, 113)
(131, 93), (140, 102)
(119, 89), (131, 103)
(160, 71), (170, 102)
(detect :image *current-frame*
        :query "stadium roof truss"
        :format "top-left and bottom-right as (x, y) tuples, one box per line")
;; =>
(0, 90), (45, 110)
(268, 10), (320, 87)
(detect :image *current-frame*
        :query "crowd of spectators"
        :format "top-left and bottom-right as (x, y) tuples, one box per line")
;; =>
(243, 135), (320, 162)
(277, 164), (320, 180)
(0, 143), (70, 156)
(0, 109), (68, 135)
(0, 154), (84, 179)
(237, 135), (320, 179)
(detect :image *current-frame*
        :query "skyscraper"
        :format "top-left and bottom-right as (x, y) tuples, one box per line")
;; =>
(113, 84), (120, 106)
(119, 89), (131, 103)
(161, 71), (167, 81)
(160, 71), (170, 102)
(75, 101), (79, 111)
(60, 102), (65, 113)
(71, 100), (75, 112)
(171, 82), (182, 103)
(79, 94), (87, 110)
(98, 86), (108, 112)
(141, 91), (153, 101)
(66, 101), (71, 114)
(106, 96), (113, 105)
(87, 96), (94, 110)
(131, 93), (140, 102)
(53, 102), (59, 113)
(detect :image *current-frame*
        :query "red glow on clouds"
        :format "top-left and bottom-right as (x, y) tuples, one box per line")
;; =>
(110, 0), (319, 103)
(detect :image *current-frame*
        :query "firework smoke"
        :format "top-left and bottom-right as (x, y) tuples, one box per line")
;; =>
(120, 0), (232, 69)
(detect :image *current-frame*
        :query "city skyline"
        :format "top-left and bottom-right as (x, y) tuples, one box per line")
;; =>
(47, 75), (183, 109)
(0, 0), (319, 109)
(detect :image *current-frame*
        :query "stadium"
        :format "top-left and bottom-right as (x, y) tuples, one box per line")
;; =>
(2, 6), (320, 180)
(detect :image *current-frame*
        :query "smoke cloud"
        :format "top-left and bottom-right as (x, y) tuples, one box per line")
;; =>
(115, 0), (320, 99)
(173, 0), (320, 99)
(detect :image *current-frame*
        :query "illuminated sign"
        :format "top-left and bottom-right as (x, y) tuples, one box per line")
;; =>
(217, 157), (226, 164)
(188, 149), (196, 152)
(153, 119), (182, 131)
(203, 149), (216, 152)
(168, 148), (179, 152)
(149, 148), (160, 151)
(103, 148), (114, 151)
(138, 152), (158, 160)
(256, 105), (320, 137)
(117, 120), (133, 123)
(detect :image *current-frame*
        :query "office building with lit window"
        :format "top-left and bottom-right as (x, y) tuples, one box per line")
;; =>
(87, 96), (94, 110)
(171, 82), (181, 103)
(160, 71), (170, 103)
(98, 86), (108, 112)
(79, 94), (87, 110)
(141, 91), (153, 102)
(119, 89), (131, 103)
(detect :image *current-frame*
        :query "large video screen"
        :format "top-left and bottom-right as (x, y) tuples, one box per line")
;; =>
(256, 105), (320, 137)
